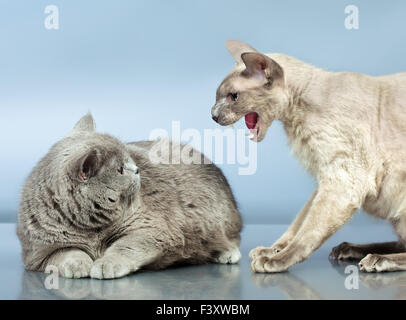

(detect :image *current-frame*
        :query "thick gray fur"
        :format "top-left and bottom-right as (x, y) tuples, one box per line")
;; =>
(17, 114), (242, 279)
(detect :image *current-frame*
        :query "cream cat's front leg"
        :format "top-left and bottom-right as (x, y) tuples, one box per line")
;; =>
(249, 190), (317, 259)
(251, 182), (362, 273)
(46, 248), (93, 279)
(90, 232), (162, 280)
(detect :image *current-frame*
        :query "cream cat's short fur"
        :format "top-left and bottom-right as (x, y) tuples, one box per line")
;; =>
(18, 115), (242, 279)
(212, 40), (406, 273)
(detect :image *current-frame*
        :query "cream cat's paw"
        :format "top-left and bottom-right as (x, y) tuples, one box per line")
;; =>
(251, 256), (289, 273)
(249, 245), (283, 260)
(90, 255), (136, 280)
(57, 256), (93, 279)
(358, 254), (396, 273)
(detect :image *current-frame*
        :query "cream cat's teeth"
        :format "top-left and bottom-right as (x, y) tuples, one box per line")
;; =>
(246, 131), (255, 139)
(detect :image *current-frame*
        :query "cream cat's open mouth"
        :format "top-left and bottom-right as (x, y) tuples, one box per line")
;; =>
(226, 112), (263, 142)
(245, 112), (261, 142)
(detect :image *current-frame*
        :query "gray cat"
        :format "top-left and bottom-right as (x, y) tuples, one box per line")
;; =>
(17, 114), (242, 279)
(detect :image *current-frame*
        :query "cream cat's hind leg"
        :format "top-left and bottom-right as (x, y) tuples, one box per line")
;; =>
(329, 241), (405, 261)
(359, 216), (406, 272)
(216, 246), (242, 264)
(359, 253), (406, 272)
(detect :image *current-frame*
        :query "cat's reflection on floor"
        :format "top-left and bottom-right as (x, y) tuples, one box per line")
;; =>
(251, 272), (322, 299)
(329, 259), (406, 299)
(19, 264), (242, 300)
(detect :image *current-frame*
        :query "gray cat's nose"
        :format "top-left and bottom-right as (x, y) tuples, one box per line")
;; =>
(212, 115), (219, 122)
(126, 163), (139, 175)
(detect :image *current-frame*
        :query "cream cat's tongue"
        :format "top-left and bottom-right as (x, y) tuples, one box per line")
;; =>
(244, 112), (258, 129)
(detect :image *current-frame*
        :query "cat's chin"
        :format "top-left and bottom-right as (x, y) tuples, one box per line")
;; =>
(129, 182), (141, 196)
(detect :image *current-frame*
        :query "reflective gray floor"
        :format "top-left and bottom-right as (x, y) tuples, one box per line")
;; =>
(1, 222), (405, 300)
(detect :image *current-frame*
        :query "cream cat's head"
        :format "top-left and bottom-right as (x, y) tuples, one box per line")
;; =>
(36, 114), (140, 229)
(211, 40), (289, 142)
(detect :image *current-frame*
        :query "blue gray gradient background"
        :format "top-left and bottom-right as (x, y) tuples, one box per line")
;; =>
(1, 0), (405, 226)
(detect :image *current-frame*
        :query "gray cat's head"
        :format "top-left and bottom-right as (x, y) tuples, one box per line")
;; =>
(39, 114), (140, 229)
(211, 40), (289, 142)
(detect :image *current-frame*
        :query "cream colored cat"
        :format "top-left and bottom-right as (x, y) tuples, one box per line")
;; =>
(212, 40), (406, 273)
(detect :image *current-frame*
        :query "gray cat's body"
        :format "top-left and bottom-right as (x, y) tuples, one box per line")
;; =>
(17, 115), (242, 279)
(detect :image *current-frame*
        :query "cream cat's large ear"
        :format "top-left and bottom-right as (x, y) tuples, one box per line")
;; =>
(225, 40), (258, 65)
(241, 52), (284, 83)
(72, 113), (96, 133)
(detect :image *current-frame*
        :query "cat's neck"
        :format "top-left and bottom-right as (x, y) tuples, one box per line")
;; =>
(273, 56), (334, 178)
(270, 54), (326, 135)
(267, 53), (318, 104)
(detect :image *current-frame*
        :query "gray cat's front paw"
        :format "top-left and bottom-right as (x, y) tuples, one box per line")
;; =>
(90, 255), (136, 280)
(57, 256), (92, 279)
(216, 247), (242, 264)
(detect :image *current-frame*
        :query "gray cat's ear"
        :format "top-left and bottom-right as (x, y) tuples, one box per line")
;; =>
(241, 52), (284, 83)
(225, 40), (258, 64)
(72, 113), (96, 133)
(71, 149), (101, 182)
